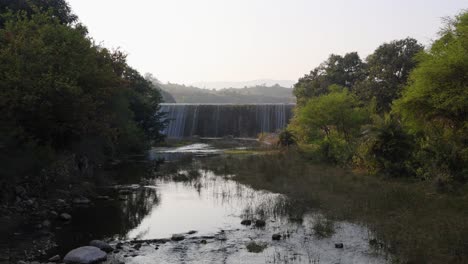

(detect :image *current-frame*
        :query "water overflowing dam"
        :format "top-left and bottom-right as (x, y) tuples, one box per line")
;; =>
(160, 104), (295, 138)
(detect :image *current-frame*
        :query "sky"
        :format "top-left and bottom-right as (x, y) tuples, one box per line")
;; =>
(67, 0), (466, 85)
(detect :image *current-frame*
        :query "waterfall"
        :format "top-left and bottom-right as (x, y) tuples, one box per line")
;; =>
(159, 104), (295, 138)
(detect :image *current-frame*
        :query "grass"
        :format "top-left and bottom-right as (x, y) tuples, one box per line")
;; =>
(223, 149), (279, 155)
(207, 151), (468, 264)
(246, 241), (268, 253)
(312, 216), (335, 238)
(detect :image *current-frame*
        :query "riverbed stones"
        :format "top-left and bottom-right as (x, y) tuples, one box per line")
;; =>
(48, 254), (61, 262)
(241, 219), (252, 226)
(73, 197), (91, 205)
(272, 234), (282, 240)
(42, 220), (51, 228)
(89, 240), (113, 253)
(171, 234), (185, 241)
(63, 246), (107, 264)
(60, 213), (72, 221)
(255, 219), (266, 227)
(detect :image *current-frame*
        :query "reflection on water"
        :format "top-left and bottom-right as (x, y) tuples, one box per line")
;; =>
(50, 144), (389, 263)
(127, 171), (279, 240)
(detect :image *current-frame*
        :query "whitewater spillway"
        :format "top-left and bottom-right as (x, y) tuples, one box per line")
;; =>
(159, 104), (295, 138)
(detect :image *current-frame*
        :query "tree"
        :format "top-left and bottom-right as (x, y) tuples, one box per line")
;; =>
(293, 85), (369, 142)
(354, 38), (423, 112)
(291, 85), (370, 163)
(357, 114), (414, 177)
(0, 0), (77, 27)
(394, 12), (468, 181)
(293, 52), (365, 105)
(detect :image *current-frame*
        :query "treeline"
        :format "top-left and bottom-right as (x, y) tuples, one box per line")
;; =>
(289, 11), (467, 187)
(159, 82), (295, 104)
(0, 1), (166, 196)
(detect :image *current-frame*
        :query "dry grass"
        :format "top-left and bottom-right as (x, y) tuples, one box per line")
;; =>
(210, 151), (468, 264)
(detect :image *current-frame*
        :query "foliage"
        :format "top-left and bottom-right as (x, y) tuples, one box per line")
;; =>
(354, 38), (423, 112)
(0, 4), (165, 184)
(277, 130), (296, 147)
(394, 12), (468, 182)
(290, 85), (369, 163)
(312, 216), (335, 238)
(0, 0), (77, 26)
(356, 114), (415, 176)
(291, 11), (466, 183)
(293, 52), (366, 105)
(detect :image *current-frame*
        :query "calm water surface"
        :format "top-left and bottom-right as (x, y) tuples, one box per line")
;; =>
(47, 143), (389, 263)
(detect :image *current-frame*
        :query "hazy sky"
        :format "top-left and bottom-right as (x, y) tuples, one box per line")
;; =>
(67, 0), (465, 85)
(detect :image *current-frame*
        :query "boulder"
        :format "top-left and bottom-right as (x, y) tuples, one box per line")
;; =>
(171, 234), (185, 241)
(73, 198), (91, 205)
(89, 240), (113, 253)
(63, 246), (107, 264)
(240, 219), (252, 226)
(48, 254), (61, 262)
(272, 234), (281, 240)
(60, 213), (72, 221)
(255, 219), (266, 227)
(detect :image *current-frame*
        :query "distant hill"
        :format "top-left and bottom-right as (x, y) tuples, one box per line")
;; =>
(159, 83), (296, 104)
(192, 79), (295, 90)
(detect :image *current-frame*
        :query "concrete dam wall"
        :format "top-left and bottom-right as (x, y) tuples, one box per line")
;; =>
(159, 104), (295, 138)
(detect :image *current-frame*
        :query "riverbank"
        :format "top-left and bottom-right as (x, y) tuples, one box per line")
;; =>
(217, 151), (468, 263)
(2, 142), (467, 264)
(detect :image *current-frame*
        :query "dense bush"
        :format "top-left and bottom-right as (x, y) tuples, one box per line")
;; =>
(290, 85), (369, 163)
(0, 3), (166, 190)
(291, 11), (467, 182)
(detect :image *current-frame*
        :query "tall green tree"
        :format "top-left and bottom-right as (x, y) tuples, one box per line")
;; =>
(354, 38), (423, 112)
(293, 52), (365, 105)
(0, 0), (77, 27)
(394, 12), (468, 181)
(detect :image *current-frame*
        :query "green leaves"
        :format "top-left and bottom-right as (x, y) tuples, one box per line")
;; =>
(0, 4), (166, 173)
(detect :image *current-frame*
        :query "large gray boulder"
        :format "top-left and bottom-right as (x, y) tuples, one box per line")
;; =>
(63, 246), (107, 264)
(89, 240), (113, 253)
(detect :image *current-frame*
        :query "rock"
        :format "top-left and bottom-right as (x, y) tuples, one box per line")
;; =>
(15, 186), (27, 197)
(17, 261), (27, 264)
(48, 254), (61, 262)
(255, 219), (266, 227)
(118, 190), (132, 195)
(42, 220), (52, 228)
(241, 219), (252, 226)
(116, 243), (123, 249)
(335, 243), (344, 249)
(132, 243), (141, 250)
(63, 246), (107, 264)
(200, 240), (207, 244)
(187, 230), (197, 235)
(60, 213), (72, 221)
(73, 197), (91, 205)
(272, 234), (282, 240)
(171, 234), (185, 241)
(89, 240), (113, 253)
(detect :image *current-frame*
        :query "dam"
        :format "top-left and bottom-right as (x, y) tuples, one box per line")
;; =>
(159, 104), (295, 138)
